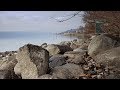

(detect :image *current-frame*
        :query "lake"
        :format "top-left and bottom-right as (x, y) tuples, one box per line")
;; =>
(0, 31), (77, 52)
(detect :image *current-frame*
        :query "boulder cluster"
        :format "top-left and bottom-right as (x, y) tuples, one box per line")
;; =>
(0, 33), (120, 79)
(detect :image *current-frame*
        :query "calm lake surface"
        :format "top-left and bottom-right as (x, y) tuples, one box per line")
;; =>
(0, 31), (77, 52)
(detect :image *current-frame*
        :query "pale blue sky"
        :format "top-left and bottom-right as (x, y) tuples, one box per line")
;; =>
(0, 11), (84, 33)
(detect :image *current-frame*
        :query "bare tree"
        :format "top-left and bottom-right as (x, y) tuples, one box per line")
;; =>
(83, 11), (120, 35)
(51, 11), (81, 22)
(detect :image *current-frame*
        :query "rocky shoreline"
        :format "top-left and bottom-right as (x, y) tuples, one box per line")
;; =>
(0, 33), (120, 79)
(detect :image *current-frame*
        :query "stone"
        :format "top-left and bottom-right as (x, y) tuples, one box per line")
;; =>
(15, 44), (49, 79)
(14, 63), (21, 76)
(45, 44), (73, 56)
(0, 55), (18, 79)
(38, 74), (58, 79)
(64, 51), (85, 59)
(59, 41), (71, 46)
(88, 34), (120, 57)
(73, 48), (88, 53)
(70, 43), (80, 50)
(0, 70), (18, 79)
(66, 55), (84, 65)
(94, 46), (120, 69)
(49, 55), (66, 68)
(41, 43), (47, 49)
(52, 63), (84, 79)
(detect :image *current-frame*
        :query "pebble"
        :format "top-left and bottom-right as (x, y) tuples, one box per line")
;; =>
(83, 65), (89, 71)
(97, 75), (102, 79)
(96, 69), (103, 73)
(88, 62), (92, 67)
(91, 75), (97, 79)
(88, 70), (97, 75)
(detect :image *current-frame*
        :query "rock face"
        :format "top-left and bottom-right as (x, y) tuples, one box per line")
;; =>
(14, 44), (49, 79)
(94, 46), (120, 68)
(45, 44), (73, 56)
(88, 34), (120, 57)
(52, 63), (83, 79)
(49, 55), (67, 68)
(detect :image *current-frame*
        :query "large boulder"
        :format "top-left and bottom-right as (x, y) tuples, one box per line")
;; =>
(94, 46), (120, 68)
(88, 34), (120, 57)
(0, 54), (18, 79)
(49, 55), (67, 68)
(52, 63), (83, 79)
(15, 44), (49, 79)
(45, 44), (73, 56)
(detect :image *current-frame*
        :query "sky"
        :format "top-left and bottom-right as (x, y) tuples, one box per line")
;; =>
(0, 11), (84, 33)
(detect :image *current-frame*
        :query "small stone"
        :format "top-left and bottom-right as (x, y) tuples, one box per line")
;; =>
(82, 77), (87, 79)
(88, 62), (92, 67)
(105, 68), (109, 72)
(83, 65), (89, 71)
(90, 59), (94, 62)
(88, 70), (97, 75)
(97, 75), (102, 79)
(96, 69), (103, 73)
(91, 75), (97, 79)
(99, 72), (104, 75)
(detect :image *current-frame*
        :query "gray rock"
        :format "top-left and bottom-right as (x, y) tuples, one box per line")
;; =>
(15, 44), (49, 79)
(94, 46), (120, 68)
(73, 48), (88, 53)
(52, 63), (84, 79)
(64, 51), (85, 59)
(88, 34), (120, 57)
(38, 74), (58, 79)
(0, 54), (18, 79)
(41, 43), (47, 49)
(45, 44), (73, 56)
(49, 55), (67, 68)
(66, 55), (84, 64)
(59, 41), (71, 46)
(70, 43), (80, 50)
(0, 70), (19, 79)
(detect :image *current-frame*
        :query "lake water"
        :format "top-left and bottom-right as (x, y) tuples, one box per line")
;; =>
(0, 31), (77, 52)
